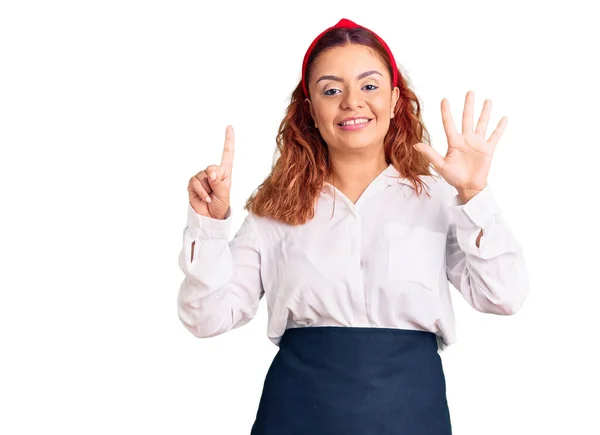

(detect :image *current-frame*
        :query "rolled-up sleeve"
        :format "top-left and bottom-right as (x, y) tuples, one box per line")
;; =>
(445, 185), (529, 315)
(177, 203), (265, 338)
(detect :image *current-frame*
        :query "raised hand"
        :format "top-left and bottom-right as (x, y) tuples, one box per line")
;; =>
(413, 90), (507, 198)
(187, 125), (235, 220)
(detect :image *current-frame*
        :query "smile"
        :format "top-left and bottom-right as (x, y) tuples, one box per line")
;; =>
(337, 118), (373, 131)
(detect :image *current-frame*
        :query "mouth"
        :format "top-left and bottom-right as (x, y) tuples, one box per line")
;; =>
(337, 118), (373, 131)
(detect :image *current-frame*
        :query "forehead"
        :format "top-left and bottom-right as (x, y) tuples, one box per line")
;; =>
(311, 44), (388, 78)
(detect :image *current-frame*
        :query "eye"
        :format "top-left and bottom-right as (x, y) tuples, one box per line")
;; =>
(323, 84), (378, 96)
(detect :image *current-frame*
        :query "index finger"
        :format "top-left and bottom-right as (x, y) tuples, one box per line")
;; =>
(441, 98), (458, 139)
(220, 125), (235, 170)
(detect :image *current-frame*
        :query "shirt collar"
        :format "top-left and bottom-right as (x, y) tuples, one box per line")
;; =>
(382, 163), (416, 188)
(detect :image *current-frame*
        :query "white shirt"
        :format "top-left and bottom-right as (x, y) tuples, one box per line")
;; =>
(177, 163), (529, 352)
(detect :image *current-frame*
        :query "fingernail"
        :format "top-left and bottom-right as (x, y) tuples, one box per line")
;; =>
(205, 196), (212, 203)
(210, 172), (217, 180)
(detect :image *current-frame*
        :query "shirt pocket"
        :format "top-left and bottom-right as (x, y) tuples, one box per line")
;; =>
(385, 222), (447, 291)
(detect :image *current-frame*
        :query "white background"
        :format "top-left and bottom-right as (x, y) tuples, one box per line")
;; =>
(1, 0), (598, 433)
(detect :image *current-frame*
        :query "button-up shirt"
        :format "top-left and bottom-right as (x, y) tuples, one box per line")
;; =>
(177, 163), (529, 351)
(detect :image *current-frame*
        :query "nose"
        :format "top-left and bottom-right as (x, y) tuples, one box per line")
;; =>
(340, 86), (364, 110)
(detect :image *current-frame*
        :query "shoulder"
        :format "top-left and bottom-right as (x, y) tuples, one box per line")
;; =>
(417, 174), (458, 200)
(246, 211), (286, 241)
(248, 211), (279, 229)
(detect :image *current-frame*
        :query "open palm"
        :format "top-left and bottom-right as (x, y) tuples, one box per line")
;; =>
(414, 90), (507, 192)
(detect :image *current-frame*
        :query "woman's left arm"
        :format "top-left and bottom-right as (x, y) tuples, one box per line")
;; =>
(445, 185), (529, 315)
(413, 90), (529, 313)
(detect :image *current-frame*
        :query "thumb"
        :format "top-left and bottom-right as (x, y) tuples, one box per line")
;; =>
(413, 142), (425, 153)
(207, 165), (229, 197)
(413, 143), (444, 172)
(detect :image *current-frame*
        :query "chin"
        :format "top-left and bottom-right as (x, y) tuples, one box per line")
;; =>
(341, 139), (378, 149)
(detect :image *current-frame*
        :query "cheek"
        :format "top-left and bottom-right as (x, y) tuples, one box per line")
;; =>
(317, 111), (336, 127)
(364, 95), (391, 118)
(376, 98), (393, 115)
(314, 99), (342, 124)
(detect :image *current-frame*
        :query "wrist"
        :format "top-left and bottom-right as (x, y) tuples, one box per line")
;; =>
(457, 187), (484, 205)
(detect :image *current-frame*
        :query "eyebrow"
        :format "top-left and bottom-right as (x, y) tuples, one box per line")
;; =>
(315, 70), (383, 85)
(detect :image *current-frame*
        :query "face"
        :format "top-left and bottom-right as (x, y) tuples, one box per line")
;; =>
(306, 43), (400, 154)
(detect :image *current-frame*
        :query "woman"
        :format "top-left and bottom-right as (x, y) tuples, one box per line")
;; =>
(178, 18), (529, 434)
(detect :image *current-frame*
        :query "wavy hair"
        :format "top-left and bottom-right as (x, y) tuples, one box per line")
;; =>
(243, 26), (436, 225)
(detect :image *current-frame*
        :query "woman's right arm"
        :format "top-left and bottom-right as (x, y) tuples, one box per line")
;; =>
(177, 203), (265, 338)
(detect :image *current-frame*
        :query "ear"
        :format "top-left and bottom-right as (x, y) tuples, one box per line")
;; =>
(305, 98), (318, 128)
(390, 87), (400, 119)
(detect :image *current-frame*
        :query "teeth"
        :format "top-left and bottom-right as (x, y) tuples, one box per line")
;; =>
(341, 118), (370, 126)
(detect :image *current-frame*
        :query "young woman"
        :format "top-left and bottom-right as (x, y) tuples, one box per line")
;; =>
(178, 18), (529, 434)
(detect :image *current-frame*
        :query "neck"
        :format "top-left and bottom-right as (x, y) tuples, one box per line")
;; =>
(326, 156), (389, 189)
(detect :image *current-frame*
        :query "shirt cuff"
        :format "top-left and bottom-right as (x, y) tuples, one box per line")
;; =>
(446, 185), (502, 229)
(186, 203), (232, 239)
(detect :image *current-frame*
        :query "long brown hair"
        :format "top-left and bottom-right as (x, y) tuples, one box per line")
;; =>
(243, 26), (435, 225)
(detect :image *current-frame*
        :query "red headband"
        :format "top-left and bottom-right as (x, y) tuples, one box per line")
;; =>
(301, 18), (399, 98)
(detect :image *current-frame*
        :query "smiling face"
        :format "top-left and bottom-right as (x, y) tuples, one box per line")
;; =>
(306, 43), (400, 155)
